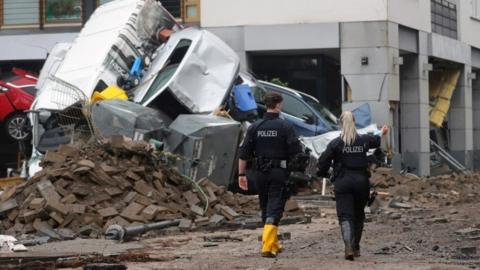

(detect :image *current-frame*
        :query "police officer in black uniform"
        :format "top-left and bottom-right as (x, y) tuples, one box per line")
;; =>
(317, 111), (388, 261)
(238, 92), (302, 258)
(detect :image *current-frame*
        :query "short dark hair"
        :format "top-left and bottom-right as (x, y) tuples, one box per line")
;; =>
(263, 92), (283, 109)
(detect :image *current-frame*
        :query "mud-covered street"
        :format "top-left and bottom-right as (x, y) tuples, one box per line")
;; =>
(121, 199), (479, 270)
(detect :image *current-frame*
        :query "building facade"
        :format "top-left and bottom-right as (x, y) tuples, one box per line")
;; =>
(201, 0), (480, 176)
(0, 0), (200, 72)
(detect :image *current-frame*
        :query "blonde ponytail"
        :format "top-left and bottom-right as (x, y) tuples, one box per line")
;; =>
(340, 111), (357, 146)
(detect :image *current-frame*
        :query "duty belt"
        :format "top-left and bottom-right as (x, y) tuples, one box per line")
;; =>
(256, 158), (288, 171)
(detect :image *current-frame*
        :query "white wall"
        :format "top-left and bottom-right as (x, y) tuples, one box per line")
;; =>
(201, 0), (430, 31)
(458, 0), (480, 49)
(387, 0), (431, 32)
(0, 33), (77, 61)
(201, 0), (388, 27)
(201, 0), (480, 50)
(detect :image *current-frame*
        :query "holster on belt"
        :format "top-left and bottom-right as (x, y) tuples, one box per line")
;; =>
(255, 157), (287, 172)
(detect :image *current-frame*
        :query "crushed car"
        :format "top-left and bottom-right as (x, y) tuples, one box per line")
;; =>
(27, 0), (382, 191)
(28, 0), (240, 178)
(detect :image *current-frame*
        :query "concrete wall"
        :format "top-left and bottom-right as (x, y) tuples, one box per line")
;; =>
(201, 0), (388, 27)
(458, 0), (480, 50)
(201, 0), (430, 32)
(202, 0), (480, 51)
(387, 0), (431, 32)
(449, 65), (474, 169)
(341, 21), (400, 126)
(429, 33), (471, 64)
(206, 23), (340, 71)
(243, 23), (339, 51)
(400, 44), (431, 176)
(473, 75), (480, 169)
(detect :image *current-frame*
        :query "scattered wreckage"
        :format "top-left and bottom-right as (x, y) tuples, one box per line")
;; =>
(27, 0), (381, 191)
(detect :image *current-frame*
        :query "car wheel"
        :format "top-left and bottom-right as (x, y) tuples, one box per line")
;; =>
(5, 113), (30, 141)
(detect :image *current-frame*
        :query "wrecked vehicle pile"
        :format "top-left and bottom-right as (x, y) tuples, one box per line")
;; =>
(0, 137), (304, 240)
(27, 0), (249, 188)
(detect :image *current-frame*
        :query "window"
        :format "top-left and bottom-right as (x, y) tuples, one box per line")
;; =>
(183, 0), (200, 23)
(473, 0), (480, 19)
(282, 94), (314, 120)
(142, 39), (192, 103)
(300, 94), (338, 125)
(44, 0), (82, 23)
(3, 0), (39, 25)
(431, 0), (457, 39)
(251, 85), (266, 104)
(162, 0), (181, 18)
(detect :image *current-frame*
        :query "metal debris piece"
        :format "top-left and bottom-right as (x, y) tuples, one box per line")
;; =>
(83, 263), (127, 270)
(203, 235), (242, 242)
(105, 220), (180, 241)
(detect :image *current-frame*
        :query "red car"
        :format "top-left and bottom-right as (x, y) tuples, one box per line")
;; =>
(0, 68), (38, 141)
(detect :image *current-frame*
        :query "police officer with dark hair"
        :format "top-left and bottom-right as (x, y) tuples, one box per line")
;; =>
(317, 111), (388, 261)
(238, 91), (302, 258)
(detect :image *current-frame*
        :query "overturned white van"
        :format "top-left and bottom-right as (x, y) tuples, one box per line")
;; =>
(28, 0), (240, 176)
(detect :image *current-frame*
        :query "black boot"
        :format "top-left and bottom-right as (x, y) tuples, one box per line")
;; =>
(340, 221), (354, 261)
(353, 221), (364, 257)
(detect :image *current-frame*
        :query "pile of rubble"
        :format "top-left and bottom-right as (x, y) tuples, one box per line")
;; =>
(0, 136), (271, 239)
(370, 167), (480, 209)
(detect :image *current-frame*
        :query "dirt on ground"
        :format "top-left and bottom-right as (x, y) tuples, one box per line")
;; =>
(3, 162), (480, 270)
(121, 198), (480, 270)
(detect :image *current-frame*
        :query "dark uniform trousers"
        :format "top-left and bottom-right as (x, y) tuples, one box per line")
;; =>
(334, 170), (370, 225)
(254, 168), (289, 225)
(238, 112), (302, 227)
(317, 134), (381, 253)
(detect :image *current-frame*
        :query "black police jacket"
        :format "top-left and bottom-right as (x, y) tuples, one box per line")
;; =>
(238, 112), (302, 160)
(317, 134), (381, 177)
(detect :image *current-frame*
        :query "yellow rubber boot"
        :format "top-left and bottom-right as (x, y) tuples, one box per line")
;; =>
(261, 224), (277, 257)
(272, 227), (283, 254)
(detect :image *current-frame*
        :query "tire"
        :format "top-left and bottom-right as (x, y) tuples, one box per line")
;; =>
(4, 113), (30, 141)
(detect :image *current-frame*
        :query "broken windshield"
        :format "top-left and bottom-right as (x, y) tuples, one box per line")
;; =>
(142, 39), (192, 103)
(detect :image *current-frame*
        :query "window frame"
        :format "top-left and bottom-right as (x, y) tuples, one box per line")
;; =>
(43, 0), (83, 25)
(183, 0), (200, 23)
(141, 38), (193, 105)
(0, 0), (86, 29)
(0, 0), (3, 26)
(1, 0), (41, 28)
(281, 92), (316, 123)
(472, 0), (480, 20)
(430, 0), (458, 39)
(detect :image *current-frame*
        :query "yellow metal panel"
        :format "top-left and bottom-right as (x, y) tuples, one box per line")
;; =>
(429, 69), (461, 128)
